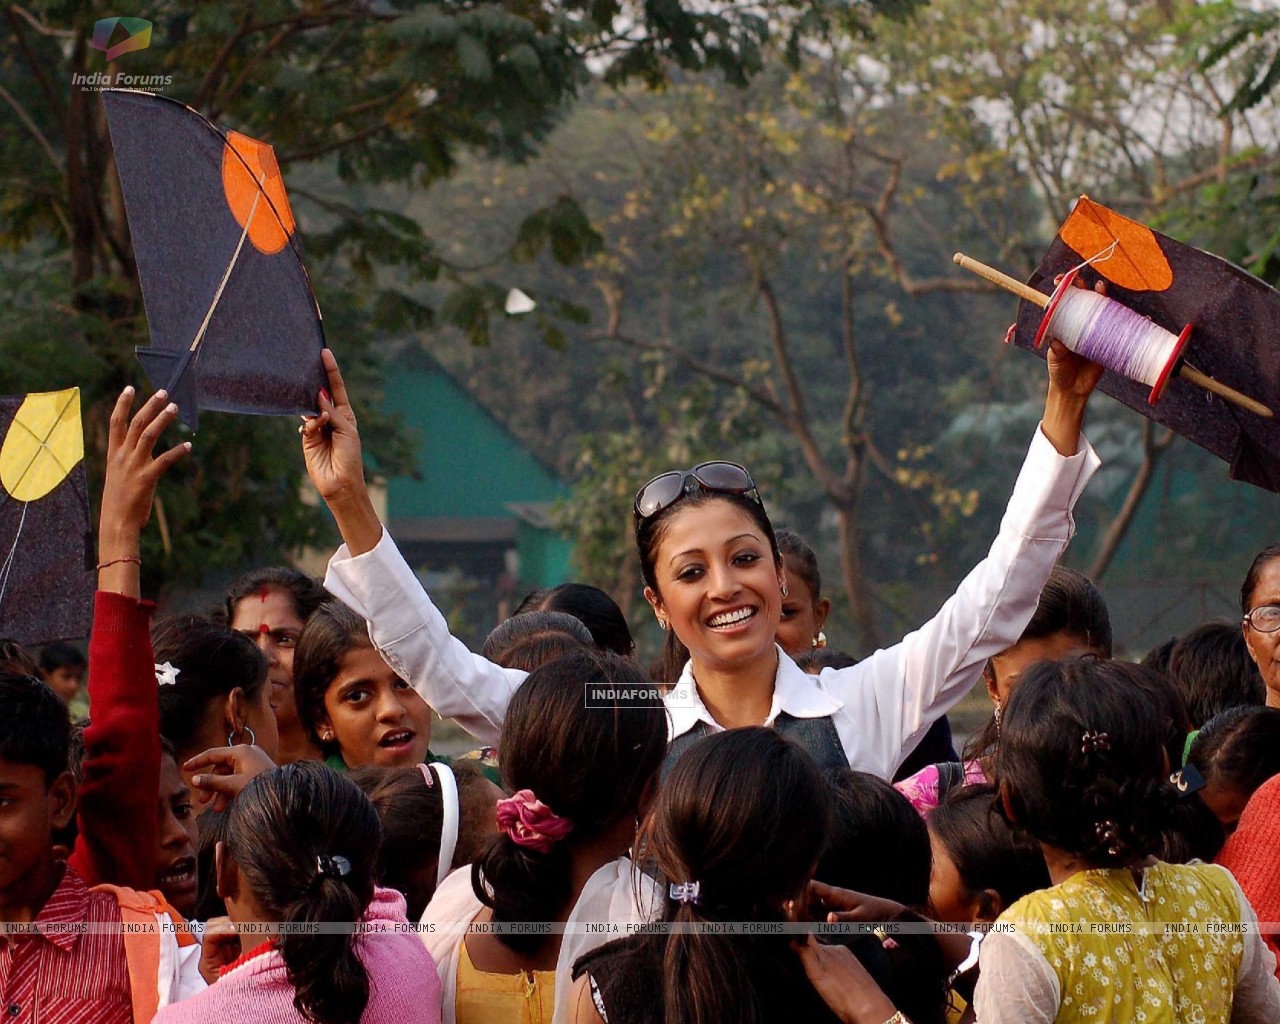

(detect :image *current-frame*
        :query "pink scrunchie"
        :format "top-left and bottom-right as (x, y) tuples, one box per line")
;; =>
(495, 789), (573, 854)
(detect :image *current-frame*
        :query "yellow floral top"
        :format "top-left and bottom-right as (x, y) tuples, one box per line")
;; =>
(973, 862), (1280, 1023)
(455, 936), (557, 1024)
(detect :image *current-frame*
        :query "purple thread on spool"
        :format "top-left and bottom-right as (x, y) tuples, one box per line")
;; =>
(1045, 288), (1179, 389)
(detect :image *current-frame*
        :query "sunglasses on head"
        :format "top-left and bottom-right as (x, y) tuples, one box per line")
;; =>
(633, 461), (763, 522)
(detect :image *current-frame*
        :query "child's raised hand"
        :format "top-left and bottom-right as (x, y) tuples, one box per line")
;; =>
(792, 935), (900, 1024)
(98, 387), (190, 597)
(186, 744), (277, 814)
(198, 916), (241, 984)
(799, 880), (905, 925)
(102, 387), (190, 536)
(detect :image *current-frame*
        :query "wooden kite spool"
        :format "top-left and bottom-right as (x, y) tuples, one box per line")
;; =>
(952, 253), (1273, 418)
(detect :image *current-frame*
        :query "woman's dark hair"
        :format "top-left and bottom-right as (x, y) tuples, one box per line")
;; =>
(1240, 543), (1280, 614)
(637, 728), (830, 1024)
(225, 762), (381, 1024)
(816, 768), (930, 908)
(0, 672), (70, 783)
(1019, 565), (1112, 656)
(1141, 635), (1178, 676)
(514, 583), (635, 656)
(928, 784), (1049, 918)
(965, 565), (1113, 764)
(152, 616), (268, 758)
(480, 610), (594, 670)
(225, 567), (330, 625)
(1189, 705), (1280, 800)
(350, 760), (489, 919)
(793, 647), (859, 673)
(474, 649), (667, 954)
(996, 657), (1177, 866)
(293, 600), (372, 754)
(776, 528), (821, 600)
(1124, 662), (1193, 779)
(1167, 621), (1265, 727)
(636, 488), (782, 686)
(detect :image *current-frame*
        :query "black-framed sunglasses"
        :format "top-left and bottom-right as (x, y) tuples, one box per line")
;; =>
(1243, 604), (1280, 633)
(633, 461), (763, 521)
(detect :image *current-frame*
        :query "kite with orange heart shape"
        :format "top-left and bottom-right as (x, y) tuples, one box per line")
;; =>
(966, 196), (1280, 494)
(103, 90), (326, 431)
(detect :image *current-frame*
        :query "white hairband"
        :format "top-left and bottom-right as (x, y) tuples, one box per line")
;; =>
(420, 761), (460, 889)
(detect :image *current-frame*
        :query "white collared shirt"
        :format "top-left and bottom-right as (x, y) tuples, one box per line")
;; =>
(325, 424), (1098, 777)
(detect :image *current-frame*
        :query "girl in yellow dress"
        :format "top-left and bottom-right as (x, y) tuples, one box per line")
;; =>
(975, 657), (1280, 1022)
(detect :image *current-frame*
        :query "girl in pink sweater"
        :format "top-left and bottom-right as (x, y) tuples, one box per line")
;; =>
(155, 761), (441, 1024)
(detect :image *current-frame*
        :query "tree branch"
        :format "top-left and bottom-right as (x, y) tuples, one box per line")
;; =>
(280, 119), (397, 163)
(591, 328), (791, 424)
(193, 9), (256, 112)
(0, 83), (64, 175)
(6, 8), (65, 122)
(1087, 422), (1176, 580)
(856, 156), (1005, 297)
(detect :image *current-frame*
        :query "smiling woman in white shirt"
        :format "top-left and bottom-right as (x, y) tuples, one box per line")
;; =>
(299, 336), (1102, 781)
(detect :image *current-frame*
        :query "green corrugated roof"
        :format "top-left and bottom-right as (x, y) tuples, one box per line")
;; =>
(383, 348), (566, 521)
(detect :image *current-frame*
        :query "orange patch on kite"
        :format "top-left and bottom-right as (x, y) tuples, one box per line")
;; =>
(221, 131), (295, 255)
(1059, 196), (1173, 293)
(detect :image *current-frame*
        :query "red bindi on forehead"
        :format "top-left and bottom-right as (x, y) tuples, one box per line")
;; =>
(259, 623), (270, 635)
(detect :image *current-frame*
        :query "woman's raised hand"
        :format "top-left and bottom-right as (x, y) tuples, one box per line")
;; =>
(1041, 276), (1105, 456)
(301, 349), (365, 503)
(300, 348), (382, 555)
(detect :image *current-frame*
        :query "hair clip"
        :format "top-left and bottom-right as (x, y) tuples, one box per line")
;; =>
(316, 854), (352, 879)
(1093, 819), (1121, 857)
(670, 881), (701, 905)
(1169, 764), (1207, 796)
(872, 926), (899, 950)
(1080, 730), (1110, 754)
(155, 662), (181, 686)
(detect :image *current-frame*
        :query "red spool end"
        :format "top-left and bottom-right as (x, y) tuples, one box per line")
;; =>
(1034, 269), (1078, 350)
(1148, 323), (1192, 405)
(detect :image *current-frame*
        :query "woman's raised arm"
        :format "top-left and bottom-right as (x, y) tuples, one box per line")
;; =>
(301, 350), (524, 746)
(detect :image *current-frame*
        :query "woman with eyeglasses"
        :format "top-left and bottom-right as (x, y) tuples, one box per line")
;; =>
(300, 341), (1101, 779)
(1240, 544), (1280, 708)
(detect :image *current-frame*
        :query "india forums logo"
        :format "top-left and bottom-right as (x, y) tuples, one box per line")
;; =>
(90, 17), (152, 61)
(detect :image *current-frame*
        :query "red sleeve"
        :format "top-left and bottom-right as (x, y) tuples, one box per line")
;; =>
(68, 590), (159, 889)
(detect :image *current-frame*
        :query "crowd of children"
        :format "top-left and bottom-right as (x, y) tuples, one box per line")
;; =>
(2, 336), (1280, 1024)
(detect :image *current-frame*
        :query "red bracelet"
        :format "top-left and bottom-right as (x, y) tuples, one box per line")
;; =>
(97, 556), (141, 570)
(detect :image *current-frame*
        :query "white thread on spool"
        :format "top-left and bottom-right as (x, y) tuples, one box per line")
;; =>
(1045, 288), (1178, 387)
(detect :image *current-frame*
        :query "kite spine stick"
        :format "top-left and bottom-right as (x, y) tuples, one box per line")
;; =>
(952, 253), (1049, 308)
(189, 172), (267, 354)
(1178, 366), (1273, 418)
(953, 252), (1274, 418)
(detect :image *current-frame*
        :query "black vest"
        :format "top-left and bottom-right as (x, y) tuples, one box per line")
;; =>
(662, 710), (846, 779)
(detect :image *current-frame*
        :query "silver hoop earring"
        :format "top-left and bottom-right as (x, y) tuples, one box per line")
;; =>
(658, 619), (668, 631)
(228, 725), (257, 747)
(780, 584), (789, 598)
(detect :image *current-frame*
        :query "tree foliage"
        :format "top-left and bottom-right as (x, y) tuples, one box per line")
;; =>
(0, 0), (910, 593)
